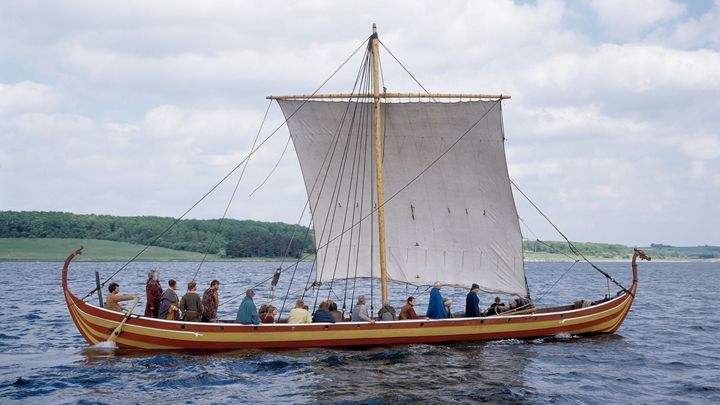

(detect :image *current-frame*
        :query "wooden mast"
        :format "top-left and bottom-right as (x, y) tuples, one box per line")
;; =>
(371, 23), (389, 304)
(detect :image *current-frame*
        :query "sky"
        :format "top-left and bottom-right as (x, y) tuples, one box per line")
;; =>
(1, 0), (718, 246)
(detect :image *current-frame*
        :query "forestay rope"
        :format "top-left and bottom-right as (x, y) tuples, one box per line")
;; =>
(510, 179), (632, 295)
(191, 98), (273, 283)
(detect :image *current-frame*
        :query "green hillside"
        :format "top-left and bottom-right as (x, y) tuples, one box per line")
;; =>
(522, 240), (720, 261)
(0, 238), (210, 261)
(0, 211), (314, 258)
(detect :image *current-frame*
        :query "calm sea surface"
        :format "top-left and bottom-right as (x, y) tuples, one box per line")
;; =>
(0, 260), (718, 404)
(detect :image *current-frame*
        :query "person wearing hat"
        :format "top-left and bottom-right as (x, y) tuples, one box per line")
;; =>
(465, 283), (481, 317)
(236, 289), (260, 325)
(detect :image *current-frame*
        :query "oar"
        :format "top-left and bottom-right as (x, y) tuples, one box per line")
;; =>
(107, 298), (140, 343)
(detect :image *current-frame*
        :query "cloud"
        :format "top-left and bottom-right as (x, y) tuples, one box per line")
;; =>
(649, 0), (720, 48)
(523, 44), (720, 93)
(0, 81), (59, 115)
(589, 0), (686, 38)
(680, 134), (720, 160)
(0, 0), (718, 246)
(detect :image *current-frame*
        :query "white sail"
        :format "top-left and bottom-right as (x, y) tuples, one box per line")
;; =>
(278, 99), (528, 297)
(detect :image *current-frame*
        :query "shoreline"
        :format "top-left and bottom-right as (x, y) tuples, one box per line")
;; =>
(1, 238), (717, 263)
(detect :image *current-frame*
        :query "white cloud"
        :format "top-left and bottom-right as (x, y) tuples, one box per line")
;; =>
(650, 0), (720, 48)
(524, 44), (720, 92)
(590, 0), (686, 38)
(0, 0), (718, 245)
(0, 82), (59, 115)
(680, 134), (720, 160)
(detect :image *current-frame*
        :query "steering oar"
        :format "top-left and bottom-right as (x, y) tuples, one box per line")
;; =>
(107, 297), (141, 343)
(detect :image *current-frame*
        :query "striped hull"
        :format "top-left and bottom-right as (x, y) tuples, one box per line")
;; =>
(62, 249), (638, 350)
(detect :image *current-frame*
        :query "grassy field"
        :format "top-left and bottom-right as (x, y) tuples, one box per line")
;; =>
(0, 238), (212, 261)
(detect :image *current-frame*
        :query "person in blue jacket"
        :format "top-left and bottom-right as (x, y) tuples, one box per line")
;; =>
(312, 300), (337, 323)
(236, 289), (260, 325)
(465, 283), (481, 317)
(426, 281), (447, 319)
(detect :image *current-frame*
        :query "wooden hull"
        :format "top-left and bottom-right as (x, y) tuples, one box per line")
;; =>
(62, 249), (638, 350)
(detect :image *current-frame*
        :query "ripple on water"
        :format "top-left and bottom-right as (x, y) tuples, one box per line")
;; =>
(359, 348), (411, 363)
(321, 354), (345, 366)
(0, 333), (20, 340)
(254, 358), (305, 375)
(151, 370), (237, 390)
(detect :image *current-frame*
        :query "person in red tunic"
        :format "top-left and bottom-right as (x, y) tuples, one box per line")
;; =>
(399, 296), (419, 320)
(261, 305), (277, 324)
(144, 270), (163, 318)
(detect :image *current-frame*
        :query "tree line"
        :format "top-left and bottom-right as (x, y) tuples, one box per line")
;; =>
(522, 239), (719, 259)
(0, 211), (315, 258)
(522, 240), (629, 259)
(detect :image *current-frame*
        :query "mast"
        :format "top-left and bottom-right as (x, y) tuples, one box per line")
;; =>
(371, 23), (389, 304)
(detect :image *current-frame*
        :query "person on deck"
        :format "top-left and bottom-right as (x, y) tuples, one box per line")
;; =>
(313, 301), (336, 323)
(399, 296), (419, 320)
(144, 270), (162, 318)
(378, 300), (397, 321)
(261, 305), (277, 324)
(444, 298), (454, 318)
(486, 296), (507, 316)
(236, 289), (260, 325)
(426, 281), (447, 319)
(105, 282), (139, 312)
(509, 297), (533, 311)
(351, 295), (374, 322)
(328, 300), (343, 322)
(465, 283), (481, 317)
(288, 300), (312, 324)
(258, 304), (269, 320)
(179, 282), (203, 322)
(158, 279), (179, 320)
(202, 279), (220, 322)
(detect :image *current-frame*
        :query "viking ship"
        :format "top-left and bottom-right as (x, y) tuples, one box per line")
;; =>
(62, 25), (649, 350)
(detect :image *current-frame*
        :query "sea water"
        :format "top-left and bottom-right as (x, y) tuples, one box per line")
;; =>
(0, 260), (718, 404)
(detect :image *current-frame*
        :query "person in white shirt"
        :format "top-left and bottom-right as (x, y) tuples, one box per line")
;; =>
(287, 299), (312, 324)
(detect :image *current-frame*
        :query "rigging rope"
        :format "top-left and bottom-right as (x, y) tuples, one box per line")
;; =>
(509, 179), (631, 295)
(532, 260), (580, 304)
(309, 48), (373, 313)
(519, 217), (578, 261)
(379, 40), (438, 102)
(248, 133), (292, 198)
(191, 99), (273, 283)
(324, 54), (374, 306)
(274, 45), (375, 320)
(345, 75), (373, 315)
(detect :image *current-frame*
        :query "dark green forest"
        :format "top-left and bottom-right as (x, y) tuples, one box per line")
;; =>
(0, 211), (314, 258)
